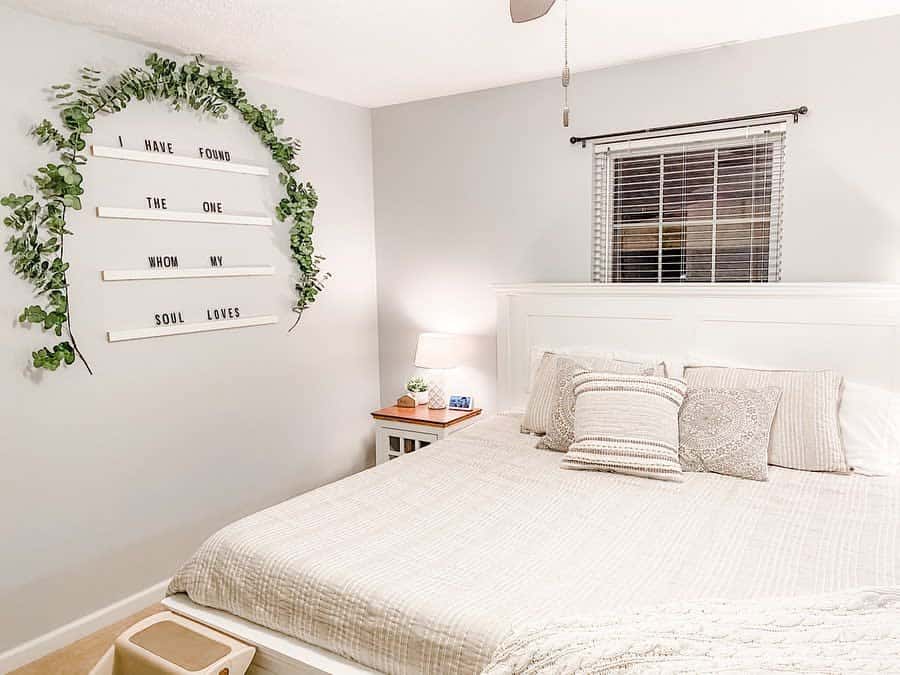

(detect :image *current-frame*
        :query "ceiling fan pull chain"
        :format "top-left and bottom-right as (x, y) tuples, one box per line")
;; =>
(562, 0), (570, 127)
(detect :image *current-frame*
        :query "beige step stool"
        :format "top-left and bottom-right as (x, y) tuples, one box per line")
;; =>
(89, 611), (255, 675)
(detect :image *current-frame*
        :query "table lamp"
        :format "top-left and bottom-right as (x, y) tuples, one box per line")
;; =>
(414, 332), (460, 409)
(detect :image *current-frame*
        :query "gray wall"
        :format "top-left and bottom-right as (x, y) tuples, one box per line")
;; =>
(373, 16), (900, 412)
(0, 7), (379, 649)
(5, 5), (900, 654)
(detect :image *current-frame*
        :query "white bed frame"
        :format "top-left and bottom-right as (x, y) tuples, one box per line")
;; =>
(165, 282), (900, 674)
(496, 282), (900, 411)
(162, 594), (377, 675)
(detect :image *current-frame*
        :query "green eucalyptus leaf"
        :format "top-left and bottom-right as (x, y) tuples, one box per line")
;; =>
(6, 52), (327, 371)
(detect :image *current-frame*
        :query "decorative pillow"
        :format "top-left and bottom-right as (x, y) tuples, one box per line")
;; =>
(527, 345), (610, 392)
(840, 381), (900, 476)
(613, 351), (685, 379)
(562, 372), (687, 481)
(523, 352), (665, 437)
(678, 387), (782, 481)
(539, 357), (662, 452)
(683, 366), (847, 473)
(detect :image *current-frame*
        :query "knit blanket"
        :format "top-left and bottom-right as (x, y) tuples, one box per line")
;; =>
(483, 586), (900, 674)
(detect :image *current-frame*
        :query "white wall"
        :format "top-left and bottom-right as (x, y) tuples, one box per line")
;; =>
(373, 16), (900, 412)
(0, 7), (379, 650)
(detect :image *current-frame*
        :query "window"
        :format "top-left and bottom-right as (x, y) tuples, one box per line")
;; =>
(592, 128), (785, 283)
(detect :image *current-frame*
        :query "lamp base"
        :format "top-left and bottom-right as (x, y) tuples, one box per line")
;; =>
(427, 381), (448, 409)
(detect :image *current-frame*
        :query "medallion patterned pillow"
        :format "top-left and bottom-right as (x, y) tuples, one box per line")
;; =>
(684, 366), (847, 473)
(562, 372), (687, 481)
(523, 352), (665, 438)
(678, 387), (782, 481)
(539, 357), (662, 452)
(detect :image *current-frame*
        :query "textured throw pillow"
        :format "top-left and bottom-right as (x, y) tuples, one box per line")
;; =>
(684, 366), (847, 473)
(539, 357), (663, 452)
(523, 352), (665, 437)
(562, 372), (687, 481)
(678, 387), (782, 481)
(612, 351), (685, 379)
(527, 345), (610, 392)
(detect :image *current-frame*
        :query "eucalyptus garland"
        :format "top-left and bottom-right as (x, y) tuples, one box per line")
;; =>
(2, 54), (327, 374)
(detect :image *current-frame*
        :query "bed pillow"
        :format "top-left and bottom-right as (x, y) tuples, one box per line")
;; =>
(539, 356), (663, 451)
(841, 381), (900, 476)
(524, 352), (604, 435)
(527, 345), (610, 392)
(562, 372), (687, 481)
(523, 352), (665, 437)
(683, 366), (847, 473)
(612, 351), (686, 379)
(678, 387), (782, 481)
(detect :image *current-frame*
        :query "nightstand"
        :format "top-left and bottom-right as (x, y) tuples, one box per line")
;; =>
(371, 405), (482, 464)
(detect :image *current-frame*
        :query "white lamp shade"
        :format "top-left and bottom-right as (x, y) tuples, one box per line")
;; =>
(414, 333), (460, 370)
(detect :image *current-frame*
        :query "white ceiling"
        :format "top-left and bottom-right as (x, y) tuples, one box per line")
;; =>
(7, 0), (900, 107)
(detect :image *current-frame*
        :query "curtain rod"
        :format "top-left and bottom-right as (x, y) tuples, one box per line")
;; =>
(569, 106), (808, 147)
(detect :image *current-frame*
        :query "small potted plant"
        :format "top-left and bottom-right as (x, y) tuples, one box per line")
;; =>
(406, 376), (430, 405)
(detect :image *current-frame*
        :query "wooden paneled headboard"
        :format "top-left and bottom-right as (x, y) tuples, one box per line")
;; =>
(494, 283), (900, 412)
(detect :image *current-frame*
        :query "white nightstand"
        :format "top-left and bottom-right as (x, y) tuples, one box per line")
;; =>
(371, 405), (483, 464)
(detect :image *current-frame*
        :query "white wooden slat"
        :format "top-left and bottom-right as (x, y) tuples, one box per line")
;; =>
(102, 266), (274, 281)
(96, 206), (271, 227)
(107, 315), (278, 342)
(91, 144), (269, 176)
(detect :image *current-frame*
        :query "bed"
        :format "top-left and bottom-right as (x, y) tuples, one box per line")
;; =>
(165, 283), (900, 674)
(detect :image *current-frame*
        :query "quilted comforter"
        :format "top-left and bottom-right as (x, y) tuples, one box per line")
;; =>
(170, 414), (900, 674)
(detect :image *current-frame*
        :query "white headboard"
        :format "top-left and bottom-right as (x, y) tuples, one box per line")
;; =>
(495, 283), (900, 412)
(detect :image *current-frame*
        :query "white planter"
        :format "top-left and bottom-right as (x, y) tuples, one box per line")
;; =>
(407, 390), (429, 405)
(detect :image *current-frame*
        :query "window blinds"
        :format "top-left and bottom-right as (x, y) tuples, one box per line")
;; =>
(592, 129), (785, 283)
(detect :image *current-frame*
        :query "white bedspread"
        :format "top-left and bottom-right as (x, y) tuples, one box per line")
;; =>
(483, 586), (900, 674)
(169, 415), (900, 674)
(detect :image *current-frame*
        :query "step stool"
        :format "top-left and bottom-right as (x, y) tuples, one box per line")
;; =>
(89, 611), (255, 675)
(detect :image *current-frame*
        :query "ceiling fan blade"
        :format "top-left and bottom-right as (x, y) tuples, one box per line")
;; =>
(510, 0), (557, 23)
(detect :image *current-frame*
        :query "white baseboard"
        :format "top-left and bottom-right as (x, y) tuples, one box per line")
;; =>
(0, 578), (170, 673)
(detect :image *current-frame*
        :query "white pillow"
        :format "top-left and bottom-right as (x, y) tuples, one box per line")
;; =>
(841, 382), (900, 476)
